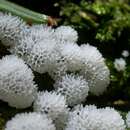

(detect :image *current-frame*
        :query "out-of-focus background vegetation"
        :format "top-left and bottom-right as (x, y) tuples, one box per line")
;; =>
(0, 0), (130, 129)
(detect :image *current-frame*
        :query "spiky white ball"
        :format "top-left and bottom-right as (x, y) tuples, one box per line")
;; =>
(126, 112), (130, 128)
(33, 91), (68, 119)
(10, 25), (54, 59)
(59, 42), (83, 72)
(10, 35), (34, 59)
(10, 26), (66, 77)
(5, 112), (56, 130)
(65, 105), (126, 130)
(114, 58), (126, 72)
(26, 39), (61, 74)
(0, 13), (27, 47)
(33, 91), (69, 130)
(54, 74), (89, 106)
(29, 24), (55, 41)
(80, 44), (110, 95)
(55, 26), (78, 43)
(0, 55), (37, 108)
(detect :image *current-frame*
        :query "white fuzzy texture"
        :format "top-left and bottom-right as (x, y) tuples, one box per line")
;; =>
(65, 105), (126, 130)
(26, 39), (61, 74)
(29, 25), (55, 41)
(122, 50), (129, 57)
(55, 26), (78, 43)
(80, 44), (110, 95)
(126, 112), (130, 128)
(33, 91), (69, 130)
(5, 112), (56, 130)
(114, 58), (126, 71)
(10, 25), (54, 58)
(10, 35), (34, 59)
(54, 74), (89, 106)
(59, 42), (83, 72)
(0, 55), (37, 108)
(10, 25), (66, 77)
(0, 13), (27, 47)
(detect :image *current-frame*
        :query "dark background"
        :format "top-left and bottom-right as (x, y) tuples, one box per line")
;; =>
(10, 0), (61, 16)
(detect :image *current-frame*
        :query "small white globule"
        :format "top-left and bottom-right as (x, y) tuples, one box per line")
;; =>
(29, 25), (55, 41)
(33, 91), (69, 130)
(26, 39), (61, 74)
(5, 112), (56, 130)
(122, 50), (129, 57)
(65, 105), (126, 130)
(0, 55), (37, 108)
(80, 44), (110, 95)
(55, 26), (78, 43)
(114, 58), (126, 72)
(10, 25), (55, 59)
(54, 74), (89, 106)
(0, 13), (27, 47)
(59, 42), (83, 72)
(126, 112), (130, 128)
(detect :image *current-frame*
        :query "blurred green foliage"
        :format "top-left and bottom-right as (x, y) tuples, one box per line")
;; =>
(60, 0), (130, 42)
